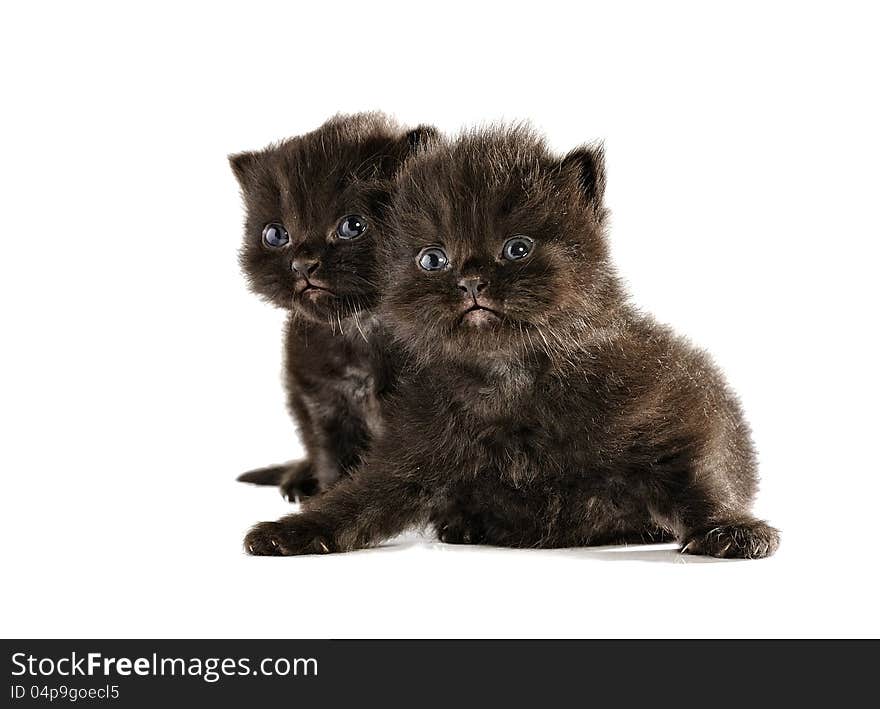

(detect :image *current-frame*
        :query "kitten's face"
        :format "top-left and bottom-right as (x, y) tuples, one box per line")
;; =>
(383, 129), (613, 361)
(231, 114), (434, 324)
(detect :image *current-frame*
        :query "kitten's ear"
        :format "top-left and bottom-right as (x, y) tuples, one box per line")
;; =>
(404, 124), (440, 153)
(561, 143), (606, 207)
(228, 150), (260, 191)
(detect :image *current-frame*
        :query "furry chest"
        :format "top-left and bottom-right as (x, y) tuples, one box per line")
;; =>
(333, 365), (376, 403)
(465, 420), (561, 486)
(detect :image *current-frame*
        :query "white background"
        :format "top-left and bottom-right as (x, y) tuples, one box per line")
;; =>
(1, 1), (878, 638)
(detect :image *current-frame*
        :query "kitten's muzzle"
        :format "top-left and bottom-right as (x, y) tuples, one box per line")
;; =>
(291, 258), (333, 297)
(294, 275), (334, 298)
(457, 275), (501, 324)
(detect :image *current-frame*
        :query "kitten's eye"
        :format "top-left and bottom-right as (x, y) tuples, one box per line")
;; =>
(502, 235), (534, 261)
(262, 223), (289, 248)
(337, 215), (368, 240)
(417, 247), (449, 271)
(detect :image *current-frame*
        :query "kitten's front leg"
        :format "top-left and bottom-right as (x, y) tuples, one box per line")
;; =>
(661, 482), (780, 559)
(244, 457), (432, 556)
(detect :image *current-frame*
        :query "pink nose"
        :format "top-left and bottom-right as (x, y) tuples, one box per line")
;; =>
(291, 257), (319, 276)
(457, 276), (488, 299)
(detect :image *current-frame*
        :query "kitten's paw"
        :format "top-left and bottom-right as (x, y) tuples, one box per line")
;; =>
(279, 470), (320, 503)
(681, 519), (779, 559)
(434, 518), (486, 545)
(237, 460), (320, 503)
(244, 519), (334, 557)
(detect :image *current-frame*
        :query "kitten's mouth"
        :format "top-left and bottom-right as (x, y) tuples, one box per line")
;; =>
(296, 280), (335, 300)
(460, 304), (502, 327)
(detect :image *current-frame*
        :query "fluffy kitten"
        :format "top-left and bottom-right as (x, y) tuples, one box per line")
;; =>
(243, 125), (779, 559)
(231, 113), (436, 500)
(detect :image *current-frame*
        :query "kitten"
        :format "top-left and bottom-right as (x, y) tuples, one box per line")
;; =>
(243, 125), (780, 559)
(230, 113), (437, 500)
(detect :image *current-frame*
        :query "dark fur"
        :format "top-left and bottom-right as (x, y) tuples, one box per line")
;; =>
(244, 125), (779, 559)
(231, 113), (437, 498)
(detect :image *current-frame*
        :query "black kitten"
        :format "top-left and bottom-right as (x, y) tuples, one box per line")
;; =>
(230, 113), (436, 500)
(244, 125), (779, 559)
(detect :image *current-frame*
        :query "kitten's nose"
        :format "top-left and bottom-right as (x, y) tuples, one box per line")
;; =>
(291, 257), (320, 277)
(458, 276), (488, 300)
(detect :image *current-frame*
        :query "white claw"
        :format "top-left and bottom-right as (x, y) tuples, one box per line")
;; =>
(680, 541), (695, 554)
(319, 541), (329, 553)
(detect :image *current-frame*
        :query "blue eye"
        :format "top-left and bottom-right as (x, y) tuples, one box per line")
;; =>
(337, 215), (367, 239)
(262, 223), (289, 248)
(418, 247), (448, 271)
(502, 236), (534, 261)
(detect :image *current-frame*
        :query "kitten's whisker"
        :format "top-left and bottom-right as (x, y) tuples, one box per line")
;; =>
(351, 306), (368, 342)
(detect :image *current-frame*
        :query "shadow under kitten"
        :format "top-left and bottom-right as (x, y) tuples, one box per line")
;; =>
(243, 124), (779, 560)
(230, 112), (437, 500)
